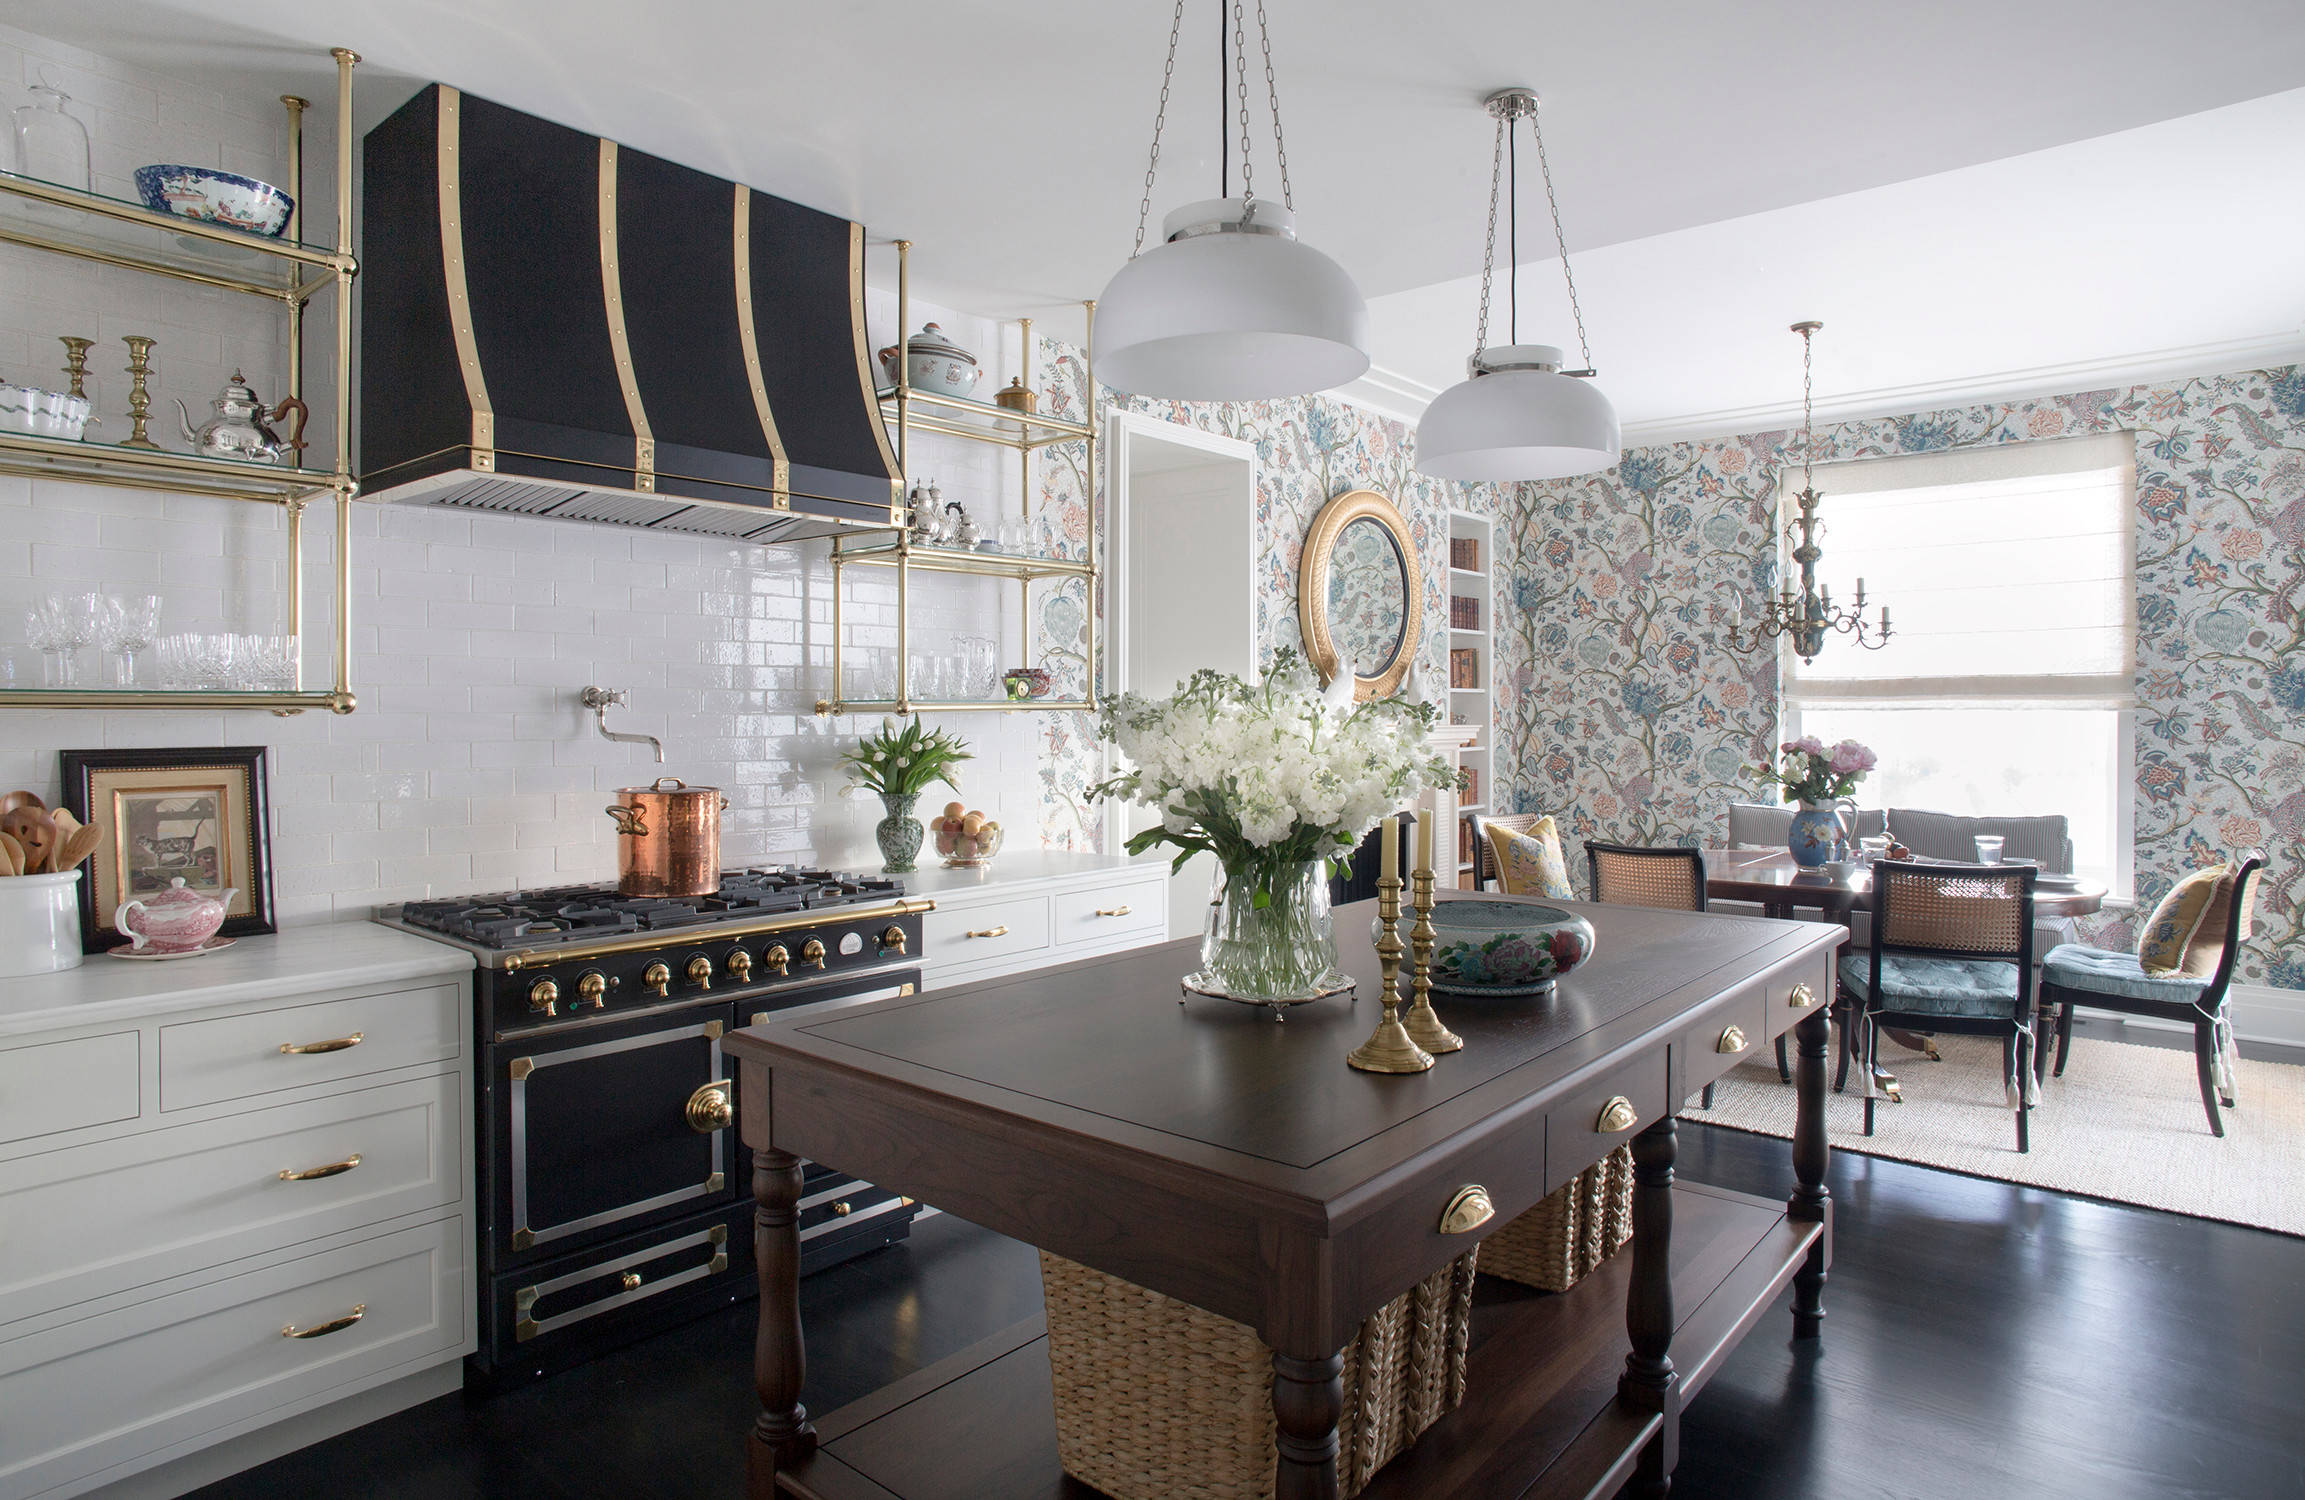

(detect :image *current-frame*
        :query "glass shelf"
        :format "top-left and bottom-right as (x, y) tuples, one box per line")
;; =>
(0, 687), (352, 714)
(877, 386), (1092, 451)
(815, 696), (1093, 716)
(0, 172), (349, 301)
(830, 533), (1092, 581)
(0, 430), (350, 505)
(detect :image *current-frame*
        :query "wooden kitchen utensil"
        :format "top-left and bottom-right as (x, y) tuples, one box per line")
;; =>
(0, 830), (23, 876)
(51, 823), (100, 874)
(0, 806), (55, 873)
(0, 789), (44, 815)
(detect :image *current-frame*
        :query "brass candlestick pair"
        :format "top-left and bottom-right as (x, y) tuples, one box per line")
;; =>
(1347, 843), (1462, 1073)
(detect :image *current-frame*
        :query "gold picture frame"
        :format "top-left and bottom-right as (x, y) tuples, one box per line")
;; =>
(59, 746), (275, 952)
(1298, 488), (1423, 700)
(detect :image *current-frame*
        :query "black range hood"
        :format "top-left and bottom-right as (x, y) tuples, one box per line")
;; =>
(359, 84), (901, 542)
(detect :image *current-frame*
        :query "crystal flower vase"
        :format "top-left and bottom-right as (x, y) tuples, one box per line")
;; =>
(1193, 858), (1345, 1001)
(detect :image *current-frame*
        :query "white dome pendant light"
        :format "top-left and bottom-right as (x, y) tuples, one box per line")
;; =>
(1417, 88), (1619, 482)
(1095, 1), (1370, 401)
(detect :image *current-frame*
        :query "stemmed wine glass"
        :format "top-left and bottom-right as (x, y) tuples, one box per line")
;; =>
(24, 602), (65, 686)
(98, 593), (160, 686)
(39, 593), (100, 686)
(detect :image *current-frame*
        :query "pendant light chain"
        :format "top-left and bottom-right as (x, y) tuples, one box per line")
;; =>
(1256, 0), (1292, 210)
(1472, 112), (1504, 356)
(1232, 1), (1257, 214)
(1800, 320), (1817, 490)
(1528, 96), (1594, 375)
(1132, 0), (1188, 258)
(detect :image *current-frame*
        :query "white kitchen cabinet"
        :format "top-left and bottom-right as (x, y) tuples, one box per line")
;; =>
(901, 852), (1174, 989)
(0, 927), (475, 1500)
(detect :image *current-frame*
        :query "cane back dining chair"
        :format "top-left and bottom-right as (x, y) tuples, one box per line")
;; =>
(1582, 842), (1739, 1107)
(2037, 851), (2263, 1137)
(1841, 861), (2040, 1152)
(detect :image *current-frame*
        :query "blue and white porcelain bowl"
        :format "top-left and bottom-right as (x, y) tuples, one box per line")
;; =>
(132, 165), (294, 238)
(1423, 898), (1597, 998)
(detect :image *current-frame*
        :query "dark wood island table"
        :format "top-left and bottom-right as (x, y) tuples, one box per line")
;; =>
(726, 895), (1846, 1499)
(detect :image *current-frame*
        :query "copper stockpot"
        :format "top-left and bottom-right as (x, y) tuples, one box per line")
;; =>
(604, 777), (729, 897)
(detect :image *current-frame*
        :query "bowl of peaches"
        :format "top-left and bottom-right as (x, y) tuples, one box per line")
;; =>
(932, 802), (1004, 868)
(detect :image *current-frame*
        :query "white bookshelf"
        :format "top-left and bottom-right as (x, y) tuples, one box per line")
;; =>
(1446, 509), (1494, 890)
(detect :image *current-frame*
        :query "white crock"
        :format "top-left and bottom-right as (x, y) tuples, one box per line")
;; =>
(0, 870), (84, 976)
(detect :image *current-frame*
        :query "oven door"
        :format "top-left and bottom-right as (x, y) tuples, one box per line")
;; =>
(738, 965), (924, 1031)
(495, 998), (736, 1264)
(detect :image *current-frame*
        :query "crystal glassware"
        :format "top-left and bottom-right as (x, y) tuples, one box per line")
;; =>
(24, 602), (65, 687)
(50, 592), (100, 687)
(1973, 834), (2006, 864)
(10, 76), (92, 214)
(98, 593), (160, 686)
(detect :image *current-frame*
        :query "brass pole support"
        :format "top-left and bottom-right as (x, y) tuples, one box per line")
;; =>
(1401, 867), (1462, 1054)
(1348, 874), (1434, 1074)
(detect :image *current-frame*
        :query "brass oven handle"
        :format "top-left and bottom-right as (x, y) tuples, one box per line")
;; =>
(1439, 1185), (1495, 1235)
(604, 805), (649, 837)
(282, 1304), (365, 1340)
(1596, 1095), (1640, 1134)
(686, 1081), (734, 1133)
(1717, 1025), (1749, 1055)
(1789, 982), (1817, 1009)
(1094, 905), (1132, 917)
(966, 925), (1009, 939)
(280, 1033), (363, 1056)
(881, 925), (908, 955)
(279, 1153), (361, 1182)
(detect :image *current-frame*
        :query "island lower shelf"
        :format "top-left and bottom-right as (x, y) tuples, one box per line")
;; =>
(774, 1178), (1823, 1500)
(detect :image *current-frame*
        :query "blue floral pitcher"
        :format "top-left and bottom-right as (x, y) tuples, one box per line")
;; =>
(1787, 800), (1848, 868)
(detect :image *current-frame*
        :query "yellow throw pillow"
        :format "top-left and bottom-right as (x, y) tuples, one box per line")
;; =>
(1484, 816), (1574, 900)
(2137, 865), (2227, 977)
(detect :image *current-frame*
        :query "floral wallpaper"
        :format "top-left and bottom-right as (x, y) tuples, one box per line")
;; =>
(1020, 338), (1493, 851)
(1495, 363), (2305, 987)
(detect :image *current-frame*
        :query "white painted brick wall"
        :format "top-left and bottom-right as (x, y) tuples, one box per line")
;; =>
(0, 25), (1089, 927)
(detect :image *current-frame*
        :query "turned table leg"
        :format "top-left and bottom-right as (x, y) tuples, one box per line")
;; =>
(1789, 1004), (1832, 1340)
(748, 1147), (815, 1497)
(1620, 1117), (1680, 1497)
(1271, 1349), (1344, 1500)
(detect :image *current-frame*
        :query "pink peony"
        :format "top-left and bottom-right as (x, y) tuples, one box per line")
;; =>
(1827, 739), (1877, 776)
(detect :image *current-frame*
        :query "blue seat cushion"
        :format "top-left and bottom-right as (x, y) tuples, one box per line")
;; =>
(1838, 952), (2022, 1020)
(2041, 943), (2209, 1004)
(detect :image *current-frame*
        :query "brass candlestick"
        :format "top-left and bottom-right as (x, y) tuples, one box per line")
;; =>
(1401, 866), (1462, 1054)
(1347, 874), (1434, 1074)
(120, 335), (159, 449)
(58, 336), (93, 399)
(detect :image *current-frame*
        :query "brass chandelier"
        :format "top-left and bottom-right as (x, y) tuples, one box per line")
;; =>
(1730, 320), (1892, 664)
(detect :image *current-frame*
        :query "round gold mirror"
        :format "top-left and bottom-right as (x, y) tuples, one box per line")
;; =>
(1298, 488), (1422, 699)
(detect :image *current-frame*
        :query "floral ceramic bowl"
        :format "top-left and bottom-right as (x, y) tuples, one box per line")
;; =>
(1424, 898), (1596, 997)
(133, 165), (295, 237)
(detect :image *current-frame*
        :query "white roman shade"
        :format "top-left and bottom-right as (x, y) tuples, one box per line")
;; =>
(1783, 431), (2139, 709)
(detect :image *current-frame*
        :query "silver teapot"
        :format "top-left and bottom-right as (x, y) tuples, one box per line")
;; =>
(173, 370), (307, 465)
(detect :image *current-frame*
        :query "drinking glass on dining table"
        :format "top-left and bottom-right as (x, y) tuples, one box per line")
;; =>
(1973, 834), (2006, 863)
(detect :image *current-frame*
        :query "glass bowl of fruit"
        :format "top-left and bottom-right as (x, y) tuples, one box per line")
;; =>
(933, 803), (1005, 868)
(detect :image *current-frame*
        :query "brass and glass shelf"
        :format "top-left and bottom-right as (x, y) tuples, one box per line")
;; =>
(817, 237), (1098, 718)
(0, 48), (360, 715)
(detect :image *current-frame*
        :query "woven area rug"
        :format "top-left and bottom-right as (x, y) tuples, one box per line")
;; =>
(1684, 1031), (2305, 1236)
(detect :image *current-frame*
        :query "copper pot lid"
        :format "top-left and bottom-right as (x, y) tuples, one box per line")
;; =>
(611, 775), (722, 799)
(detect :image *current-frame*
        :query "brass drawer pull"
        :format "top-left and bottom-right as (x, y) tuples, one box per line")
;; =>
(279, 1153), (362, 1182)
(282, 1304), (365, 1340)
(833, 1200), (853, 1216)
(1789, 982), (1817, 1009)
(1439, 1185), (1495, 1235)
(686, 1081), (733, 1133)
(1094, 905), (1132, 917)
(620, 1271), (642, 1291)
(279, 1032), (363, 1056)
(1596, 1095), (1639, 1134)
(1716, 1025), (1748, 1055)
(966, 925), (1009, 939)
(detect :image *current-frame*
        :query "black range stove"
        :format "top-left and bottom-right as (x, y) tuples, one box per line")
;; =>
(377, 868), (932, 1388)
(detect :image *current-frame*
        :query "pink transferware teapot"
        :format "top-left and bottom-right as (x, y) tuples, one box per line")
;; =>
(115, 877), (236, 952)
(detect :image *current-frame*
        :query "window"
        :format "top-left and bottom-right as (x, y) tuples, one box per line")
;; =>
(1782, 432), (2137, 897)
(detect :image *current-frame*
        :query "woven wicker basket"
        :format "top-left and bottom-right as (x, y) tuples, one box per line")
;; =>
(1477, 1144), (1634, 1292)
(1040, 1246), (1478, 1500)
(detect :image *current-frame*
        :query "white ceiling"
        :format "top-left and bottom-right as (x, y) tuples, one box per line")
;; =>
(25, 0), (2305, 436)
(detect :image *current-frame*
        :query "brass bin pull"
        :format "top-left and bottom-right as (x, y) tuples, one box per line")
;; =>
(1439, 1185), (1495, 1235)
(1789, 982), (1817, 1009)
(1094, 905), (1132, 917)
(686, 1081), (733, 1133)
(279, 1153), (362, 1182)
(283, 1304), (366, 1340)
(965, 925), (1009, 939)
(1596, 1095), (1640, 1134)
(1716, 1025), (1748, 1055)
(280, 1032), (363, 1056)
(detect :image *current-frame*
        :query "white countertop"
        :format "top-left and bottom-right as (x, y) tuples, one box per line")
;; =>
(890, 848), (1160, 903)
(0, 924), (474, 1041)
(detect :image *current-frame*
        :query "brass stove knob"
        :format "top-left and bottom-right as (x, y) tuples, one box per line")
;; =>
(764, 944), (790, 976)
(574, 972), (607, 1011)
(800, 938), (827, 970)
(880, 925), (908, 956)
(642, 962), (671, 998)
(687, 954), (714, 990)
(726, 949), (753, 982)
(527, 978), (559, 1016)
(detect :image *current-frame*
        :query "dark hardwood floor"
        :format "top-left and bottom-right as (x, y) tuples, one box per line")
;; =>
(195, 1114), (2305, 1500)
